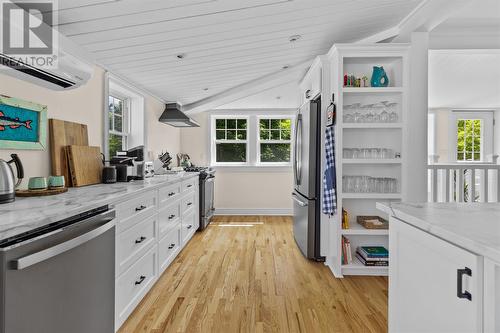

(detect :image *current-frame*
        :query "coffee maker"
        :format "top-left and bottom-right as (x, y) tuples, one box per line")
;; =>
(110, 146), (146, 181)
(0, 154), (24, 203)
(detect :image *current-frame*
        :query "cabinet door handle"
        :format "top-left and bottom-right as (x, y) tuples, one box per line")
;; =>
(168, 243), (175, 249)
(135, 275), (146, 285)
(187, 225), (193, 229)
(168, 214), (176, 220)
(457, 267), (472, 301)
(187, 202), (193, 206)
(135, 236), (146, 244)
(168, 192), (176, 197)
(135, 205), (146, 212)
(187, 184), (193, 188)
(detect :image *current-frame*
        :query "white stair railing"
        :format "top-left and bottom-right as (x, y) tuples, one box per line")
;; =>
(428, 164), (500, 203)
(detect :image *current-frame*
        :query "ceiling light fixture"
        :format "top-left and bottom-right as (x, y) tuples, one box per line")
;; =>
(289, 35), (302, 43)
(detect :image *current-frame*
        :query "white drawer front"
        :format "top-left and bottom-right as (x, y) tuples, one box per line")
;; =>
(158, 200), (181, 238)
(181, 192), (196, 216)
(158, 223), (181, 273)
(159, 182), (182, 207)
(116, 246), (157, 328)
(182, 177), (197, 193)
(115, 191), (157, 233)
(181, 213), (197, 245)
(116, 214), (157, 276)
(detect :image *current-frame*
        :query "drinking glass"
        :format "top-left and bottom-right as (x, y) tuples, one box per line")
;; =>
(389, 178), (398, 193)
(352, 148), (360, 159)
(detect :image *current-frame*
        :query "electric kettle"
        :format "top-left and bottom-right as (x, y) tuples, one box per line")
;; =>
(0, 154), (24, 204)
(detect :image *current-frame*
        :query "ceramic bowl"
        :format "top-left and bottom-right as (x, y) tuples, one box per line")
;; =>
(48, 175), (65, 188)
(28, 177), (48, 190)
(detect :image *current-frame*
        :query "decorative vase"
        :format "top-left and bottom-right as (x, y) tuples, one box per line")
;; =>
(370, 66), (389, 87)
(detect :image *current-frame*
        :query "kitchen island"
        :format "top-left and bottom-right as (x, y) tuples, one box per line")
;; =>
(377, 202), (500, 333)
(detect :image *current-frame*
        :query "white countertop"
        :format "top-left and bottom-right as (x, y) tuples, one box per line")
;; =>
(377, 202), (500, 262)
(0, 173), (199, 243)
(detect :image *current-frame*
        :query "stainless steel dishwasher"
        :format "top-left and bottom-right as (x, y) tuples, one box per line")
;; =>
(0, 205), (116, 333)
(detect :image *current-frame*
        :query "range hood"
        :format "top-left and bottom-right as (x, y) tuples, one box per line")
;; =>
(159, 103), (200, 127)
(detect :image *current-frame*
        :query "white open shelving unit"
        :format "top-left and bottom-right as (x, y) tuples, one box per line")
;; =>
(327, 44), (409, 277)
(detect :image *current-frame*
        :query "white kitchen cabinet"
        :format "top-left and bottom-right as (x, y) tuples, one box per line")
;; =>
(390, 217), (483, 333)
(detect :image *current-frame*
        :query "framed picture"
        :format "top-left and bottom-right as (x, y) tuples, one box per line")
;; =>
(0, 95), (47, 150)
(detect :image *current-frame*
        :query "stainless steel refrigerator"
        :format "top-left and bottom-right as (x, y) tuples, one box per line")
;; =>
(292, 97), (324, 261)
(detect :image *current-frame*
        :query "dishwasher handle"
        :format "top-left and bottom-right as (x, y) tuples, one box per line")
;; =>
(292, 193), (308, 207)
(11, 211), (115, 270)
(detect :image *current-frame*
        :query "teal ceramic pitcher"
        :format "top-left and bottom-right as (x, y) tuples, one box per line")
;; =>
(370, 66), (389, 87)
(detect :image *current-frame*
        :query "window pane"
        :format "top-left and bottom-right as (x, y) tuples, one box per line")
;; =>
(108, 112), (113, 131)
(474, 153), (480, 161)
(216, 130), (225, 140)
(109, 134), (124, 158)
(260, 119), (269, 130)
(280, 119), (291, 130)
(457, 152), (464, 161)
(237, 119), (247, 129)
(260, 143), (291, 162)
(237, 130), (246, 140)
(465, 152), (472, 160)
(216, 143), (246, 162)
(113, 98), (123, 116)
(282, 129), (291, 140)
(108, 96), (114, 112)
(114, 115), (123, 132)
(216, 119), (225, 129)
(260, 130), (270, 140)
(227, 130), (236, 140)
(271, 119), (280, 129)
(227, 119), (236, 129)
(271, 130), (280, 140)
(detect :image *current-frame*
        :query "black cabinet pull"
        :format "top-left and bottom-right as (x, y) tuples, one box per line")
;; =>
(187, 202), (193, 206)
(457, 267), (472, 301)
(187, 225), (193, 229)
(168, 214), (176, 220)
(168, 192), (176, 197)
(135, 275), (146, 285)
(135, 205), (146, 212)
(135, 236), (146, 244)
(187, 184), (193, 188)
(168, 243), (175, 249)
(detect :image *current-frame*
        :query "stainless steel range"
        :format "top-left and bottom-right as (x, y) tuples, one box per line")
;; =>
(184, 167), (215, 230)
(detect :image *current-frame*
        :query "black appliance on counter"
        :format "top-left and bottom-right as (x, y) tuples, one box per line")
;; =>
(110, 145), (146, 181)
(184, 166), (215, 230)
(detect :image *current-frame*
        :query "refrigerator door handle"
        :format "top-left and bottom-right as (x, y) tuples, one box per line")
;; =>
(294, 114), (303, 185)
(292, 193), (308, 207)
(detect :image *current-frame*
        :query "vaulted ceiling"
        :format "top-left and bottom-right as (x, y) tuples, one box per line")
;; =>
(56, 0), (423, 105)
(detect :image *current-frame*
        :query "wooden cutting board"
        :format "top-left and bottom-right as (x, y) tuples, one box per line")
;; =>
(66, 145), (103, 187)
(49, 119), (89, 187)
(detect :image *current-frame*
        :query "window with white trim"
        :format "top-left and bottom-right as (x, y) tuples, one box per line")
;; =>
(108, 95), (129, 158)
(258, 117), (292, 164)
(213, 117), (248, 164)
(210, 113), (294, 167)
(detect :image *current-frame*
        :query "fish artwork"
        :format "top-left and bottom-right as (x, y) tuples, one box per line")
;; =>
(0, 111), (32, 131)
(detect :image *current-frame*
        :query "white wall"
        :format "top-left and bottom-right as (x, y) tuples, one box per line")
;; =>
(0, 67), (180, 188)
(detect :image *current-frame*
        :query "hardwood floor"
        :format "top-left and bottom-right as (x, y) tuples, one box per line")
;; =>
(118, 216), (388, 333)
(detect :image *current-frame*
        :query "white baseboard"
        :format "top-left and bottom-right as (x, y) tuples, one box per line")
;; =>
(214, 208), (293, 216)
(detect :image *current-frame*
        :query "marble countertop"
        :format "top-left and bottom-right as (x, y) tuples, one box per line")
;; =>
(0, 173), (199, 243)
(377, 202), (500, 261)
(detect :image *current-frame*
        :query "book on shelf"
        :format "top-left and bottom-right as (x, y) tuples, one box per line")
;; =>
(356, 250), (388, 262)
(357, 246), (388, 258)
(341, 236), (352, 265)
(342, 208), (349, 229)
(356, 253), (389, 266)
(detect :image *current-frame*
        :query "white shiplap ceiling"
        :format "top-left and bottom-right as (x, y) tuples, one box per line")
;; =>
(56, 0), (423, 105)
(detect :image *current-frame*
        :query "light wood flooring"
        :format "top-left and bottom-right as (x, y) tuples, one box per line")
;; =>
(118, 216), (388, 333)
